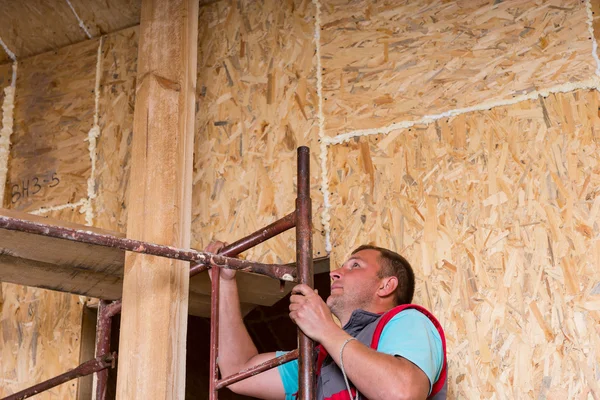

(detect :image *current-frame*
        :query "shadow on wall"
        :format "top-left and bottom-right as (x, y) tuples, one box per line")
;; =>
(104, 271), (332, 399)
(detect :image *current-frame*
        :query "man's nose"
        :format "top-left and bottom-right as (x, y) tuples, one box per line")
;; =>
(330, 268), (342, 280)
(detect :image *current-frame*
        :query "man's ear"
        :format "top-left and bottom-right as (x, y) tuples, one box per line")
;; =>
(378, 276), (398, 298)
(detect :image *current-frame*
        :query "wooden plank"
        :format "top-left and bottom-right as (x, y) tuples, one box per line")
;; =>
(115, 0), (198, 397)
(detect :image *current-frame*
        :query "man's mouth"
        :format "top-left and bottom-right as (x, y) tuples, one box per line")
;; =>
(331, 284), (342, 291)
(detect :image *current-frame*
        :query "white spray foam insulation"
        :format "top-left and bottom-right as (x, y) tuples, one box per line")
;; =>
(30, 198), (88, 215)
(586, 0), (600, 77)
(82, 37), (103, 226)
(0, 62), (17, 206)
(0, 37), (16, 61)
(65, 0), (93, 39)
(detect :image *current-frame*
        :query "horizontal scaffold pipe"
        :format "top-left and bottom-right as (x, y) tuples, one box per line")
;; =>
(0, 216), (298, 282)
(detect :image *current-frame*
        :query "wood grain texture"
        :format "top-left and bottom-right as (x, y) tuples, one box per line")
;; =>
(0, 283), (84, 399)
(6, 38), (99, 211)
(328, 89), (600, 398)
(0, 0), (140, 63)
(94, 26), (138, 233)
(116, 0), (198, 398)
(67, 0), (141, 37)
(192, 0), (326, 272)
(0, 0), (89, 60)
(321, 0), (597, 136)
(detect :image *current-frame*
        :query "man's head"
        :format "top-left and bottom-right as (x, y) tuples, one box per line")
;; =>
(327, 245), (415, 323)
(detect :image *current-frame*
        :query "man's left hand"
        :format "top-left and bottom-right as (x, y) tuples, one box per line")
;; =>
(289, 284), (339, 342)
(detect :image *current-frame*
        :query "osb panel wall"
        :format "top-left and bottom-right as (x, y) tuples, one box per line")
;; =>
(328, 89), (600, 398)
(5, 38), (99, 212)
(0, 33), (100, 399)
(0, 283), (85, 399)
(193, 0), (326, 262)
(320, 0), (597, 136)
(94, 27), (138, 233)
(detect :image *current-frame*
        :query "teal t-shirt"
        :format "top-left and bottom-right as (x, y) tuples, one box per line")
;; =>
(276, 309), (443, 399)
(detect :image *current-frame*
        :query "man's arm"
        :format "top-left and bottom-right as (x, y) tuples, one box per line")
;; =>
(207, 242), (286, 400)
(289, 284), (430, 400)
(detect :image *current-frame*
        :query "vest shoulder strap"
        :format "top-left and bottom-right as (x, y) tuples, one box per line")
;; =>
(369, 304), (447, 399)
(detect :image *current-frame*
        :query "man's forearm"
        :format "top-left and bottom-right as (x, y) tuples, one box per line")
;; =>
(319, 330), (429, 400)
(217, 278), (259, 376)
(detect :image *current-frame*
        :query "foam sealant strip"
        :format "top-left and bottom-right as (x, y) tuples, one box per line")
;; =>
(312, 0), (333, 253)
(30, 198), (88, 216)
(317, 76), (600, 252)
(0, 36), (16, 61)
(0, 62), (18, 206)
(585, 0), (600, 77)
(65, 0), (93, 39)
(82, 37), (103, 226)
(323, 77), (600, 146)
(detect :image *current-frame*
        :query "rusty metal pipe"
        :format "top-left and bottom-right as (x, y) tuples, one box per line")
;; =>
(94, 301), (114, 400)
(1, 353), (116, 400)
(0, 215), (297, 281)
(216, 349), (299, 390)
(296, 146), (315, 400)
(189, 212), (296, 277)
(103, 299), (122, 318)
(209, 266), (220, 400)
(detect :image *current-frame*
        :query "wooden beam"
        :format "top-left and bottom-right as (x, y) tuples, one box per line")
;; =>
(115, 0), (198, 398)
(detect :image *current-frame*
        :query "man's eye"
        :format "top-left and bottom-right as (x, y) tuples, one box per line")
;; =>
(352, 263), (359, 269)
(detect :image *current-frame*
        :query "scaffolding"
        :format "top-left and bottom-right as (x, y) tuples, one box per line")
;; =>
(0, 146), (317, 400)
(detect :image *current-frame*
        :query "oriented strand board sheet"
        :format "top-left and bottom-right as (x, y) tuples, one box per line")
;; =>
(5, 38), (99, 212)
(0, 0), (90, 60)
(193, 0), (326, 264)
(328, 89), (600, 398)
(0, 283), (84, 399)
(94, 27), (138, 233)
(320, 0), (597, 136)
(67, 0), (140, 37)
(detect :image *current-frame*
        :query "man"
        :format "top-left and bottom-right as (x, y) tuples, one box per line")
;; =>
(207, 242), (447, 400)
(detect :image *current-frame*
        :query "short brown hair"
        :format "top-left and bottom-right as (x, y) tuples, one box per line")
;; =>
(352, 245), (415, 305)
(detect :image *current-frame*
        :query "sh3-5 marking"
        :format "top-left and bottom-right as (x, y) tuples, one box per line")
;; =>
(11, 172), (61, 204)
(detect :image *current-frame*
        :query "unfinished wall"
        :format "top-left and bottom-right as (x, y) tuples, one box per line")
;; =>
(4, 0), (600, 397)
(193, 0), (326, 264)
(320, 0), (600, 398)
(0, 33), (102, 398)
(320, 0), (597, 136)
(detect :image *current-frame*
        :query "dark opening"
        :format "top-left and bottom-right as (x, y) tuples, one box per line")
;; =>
(104, 271), (331, 399)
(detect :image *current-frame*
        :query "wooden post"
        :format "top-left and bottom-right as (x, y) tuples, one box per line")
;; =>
(115, 0), (198, 398)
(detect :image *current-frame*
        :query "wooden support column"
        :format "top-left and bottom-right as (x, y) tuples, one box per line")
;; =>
(115, 0), (198, 399)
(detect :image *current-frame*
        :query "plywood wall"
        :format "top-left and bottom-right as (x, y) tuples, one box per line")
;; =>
(0, 283), (85, 399)
(5, 38), (98, 212)
(94, 26), (138, 233)
(327, 89), (600, 397)
(320, 0), (597, 136)
(320, 0), (600, 398)
(0, 35), (100, 400)
(192, 0), (326, 263)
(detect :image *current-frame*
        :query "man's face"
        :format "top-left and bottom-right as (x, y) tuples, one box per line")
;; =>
(326, 249), (384, 319)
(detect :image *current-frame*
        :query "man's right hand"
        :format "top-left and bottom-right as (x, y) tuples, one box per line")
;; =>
(205, 240), (237, 281)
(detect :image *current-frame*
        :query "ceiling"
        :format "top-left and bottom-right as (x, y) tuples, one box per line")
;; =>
(0, 0), (141, 64)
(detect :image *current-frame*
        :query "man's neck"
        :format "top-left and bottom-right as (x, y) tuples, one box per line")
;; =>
(337, 303), (394, 326)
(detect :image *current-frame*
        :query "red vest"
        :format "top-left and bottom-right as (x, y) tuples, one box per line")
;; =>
(312, 305), (448, 400)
